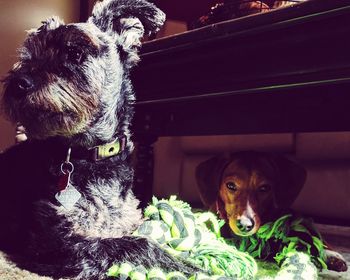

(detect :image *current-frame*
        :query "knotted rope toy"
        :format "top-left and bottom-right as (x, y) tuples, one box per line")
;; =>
(107, 197), (321, 280)
(257, 251), (318, 280)
(108, 196), (258, 279)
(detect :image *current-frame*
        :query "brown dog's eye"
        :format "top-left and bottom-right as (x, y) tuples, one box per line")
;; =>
(226, 182), (238, 191)
(258, 184), (271, 192)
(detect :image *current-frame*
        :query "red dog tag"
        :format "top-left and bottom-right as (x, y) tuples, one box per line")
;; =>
(57, 171), (71, 191)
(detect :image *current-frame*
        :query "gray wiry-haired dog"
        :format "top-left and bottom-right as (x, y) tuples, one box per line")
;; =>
(0, 0), (199, 279)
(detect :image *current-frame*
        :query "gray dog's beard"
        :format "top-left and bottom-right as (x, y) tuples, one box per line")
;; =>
(8, 80), (99, 139)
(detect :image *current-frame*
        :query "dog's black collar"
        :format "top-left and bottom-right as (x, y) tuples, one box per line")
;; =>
(69, 136), (127, 162)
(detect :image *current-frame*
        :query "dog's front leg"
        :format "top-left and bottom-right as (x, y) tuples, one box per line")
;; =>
(69, 235), (199, 280)
(325, 249), (348, 272)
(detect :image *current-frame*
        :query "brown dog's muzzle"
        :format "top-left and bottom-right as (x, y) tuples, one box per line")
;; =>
(225, 202), (261, 236)
(228, 215), (261, 236)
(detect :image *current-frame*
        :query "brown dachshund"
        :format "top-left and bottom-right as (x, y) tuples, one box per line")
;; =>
(196, 151), (348, 272)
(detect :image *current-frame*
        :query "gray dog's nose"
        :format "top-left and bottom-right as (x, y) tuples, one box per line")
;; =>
(237, 217), (255, 233)
(17, 75), (34, 92)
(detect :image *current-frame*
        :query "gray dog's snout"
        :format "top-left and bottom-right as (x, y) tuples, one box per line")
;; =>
(16, 75), (34, 93)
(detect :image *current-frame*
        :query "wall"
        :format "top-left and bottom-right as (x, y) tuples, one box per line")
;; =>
(0, 0), (80, 151)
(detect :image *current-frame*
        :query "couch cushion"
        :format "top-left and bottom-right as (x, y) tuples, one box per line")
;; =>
(296, 132), (350, 160)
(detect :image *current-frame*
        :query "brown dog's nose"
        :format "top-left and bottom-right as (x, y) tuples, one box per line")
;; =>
(237, 217), (255, 233)
(16, 75), (34, 93)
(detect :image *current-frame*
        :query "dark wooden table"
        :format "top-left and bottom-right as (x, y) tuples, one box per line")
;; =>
(132, 0), (350, 205)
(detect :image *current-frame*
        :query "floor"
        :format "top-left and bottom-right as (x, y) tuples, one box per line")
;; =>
(0, 224), (349, 280)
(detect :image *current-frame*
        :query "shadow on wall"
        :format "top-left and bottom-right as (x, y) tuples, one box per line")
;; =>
(0, 0), (80, 151)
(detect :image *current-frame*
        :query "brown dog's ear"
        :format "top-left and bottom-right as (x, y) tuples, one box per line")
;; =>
(195, 155), (230, 208)
(272, 155), (307, 209)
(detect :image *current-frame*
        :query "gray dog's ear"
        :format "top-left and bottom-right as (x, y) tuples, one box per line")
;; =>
(89, 0), (165, 66)
(272, 155), (307, 209)
(195, 155), (230, 208)
(38, 16), (65, 32)
(26, 16), (64, 36)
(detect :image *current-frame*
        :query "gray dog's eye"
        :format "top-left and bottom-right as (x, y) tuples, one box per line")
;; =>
(226, 182), (238, 191)
(67, 46), (84, 63)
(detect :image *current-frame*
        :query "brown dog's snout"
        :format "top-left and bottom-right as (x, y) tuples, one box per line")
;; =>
(228, 204), (261, 236)
(236, 216), (255, 233)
